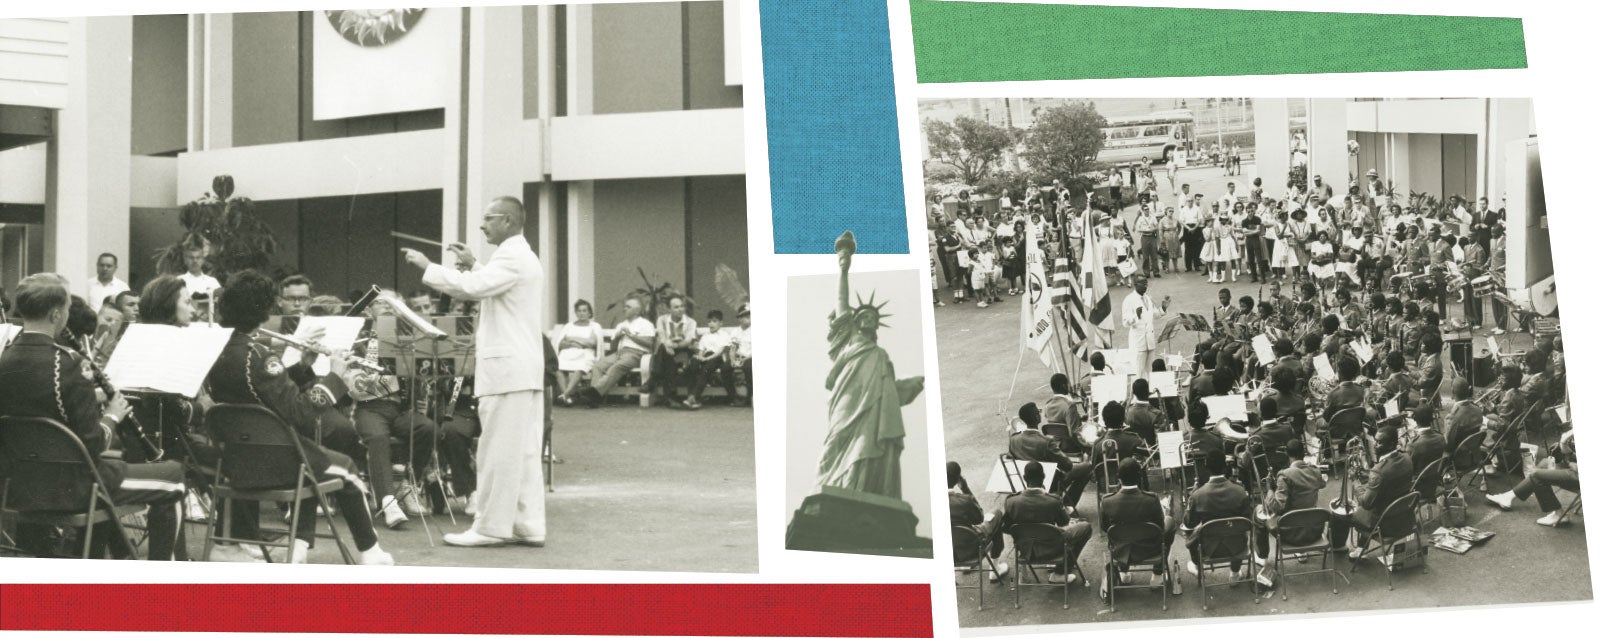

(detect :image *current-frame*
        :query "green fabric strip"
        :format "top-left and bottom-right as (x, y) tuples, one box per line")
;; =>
(910, 1), (1526, 83)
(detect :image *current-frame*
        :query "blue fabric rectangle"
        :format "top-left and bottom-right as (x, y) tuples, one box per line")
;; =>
(760, 0), (909, 254)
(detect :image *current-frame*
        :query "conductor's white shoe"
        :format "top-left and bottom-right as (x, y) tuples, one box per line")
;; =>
(444, 530), (509, 547)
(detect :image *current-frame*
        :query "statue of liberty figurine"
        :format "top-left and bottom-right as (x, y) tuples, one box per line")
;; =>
(814, 231), (926, 499)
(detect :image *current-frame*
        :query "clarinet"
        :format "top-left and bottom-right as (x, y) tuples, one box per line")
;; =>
(78, 340), (163, 462)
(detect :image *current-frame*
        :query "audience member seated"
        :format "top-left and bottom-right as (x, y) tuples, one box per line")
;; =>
(1002, 461), (1092, 585)
(555, 299), (603, 406)
(581, 297), (656, 408)
(1487, 430), (1580, 527)
(648, 295), (698, 407)
(683, 310), (738, 409)
(730, 304), (753, 407)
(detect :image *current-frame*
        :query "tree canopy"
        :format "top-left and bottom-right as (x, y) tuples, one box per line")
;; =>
(923, 116), (1015, 186)
(1020, 103), (1107, 181)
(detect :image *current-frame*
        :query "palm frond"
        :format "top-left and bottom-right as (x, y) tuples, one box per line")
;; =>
(713, 263), (749, 309)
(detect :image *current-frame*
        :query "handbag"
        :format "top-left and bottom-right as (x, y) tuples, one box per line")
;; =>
(1441, 488), (1469, 527)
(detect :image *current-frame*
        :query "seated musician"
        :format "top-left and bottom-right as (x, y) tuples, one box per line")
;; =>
(947, 461), (1008, 581)
(1011, 402), (1090, 493)
(1098, 459), (1179, 595)
(1412, 332), (1444, 400)
(1258, 439), (1325, 560)
(1321, 356), (1368, 441)
(1269, 338), (1307, 393)
(1373, 351), (1414, 413)
(1487, 430), (1580, 527)
(1183, 450), (1252, 580)
(1213, 288), (1240, 334)
(204, 270), (394, 565)
(1518, 349), (1551, 408)
(1442, 378), (1484, 466)
(1406, 404), (1446, 498)
(1041, 373), (1085, 455)
(1253, 396), (1297, 456)
(1183, 402), (1225, 484)
(1149, 359), (1185, 421)
(1484, 367), (1527, 477)
(0, 274), (186, 560)
(342, 298), (441, 530)
(1334, 288), (1364, 333)
(1075, 402), (1146, 509)
(1001, 461), (1093, 585)
(1350, 426), (1413, 553)
(1124, 379), (1163, 447)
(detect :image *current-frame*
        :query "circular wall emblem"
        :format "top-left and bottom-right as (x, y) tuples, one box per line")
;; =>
(325, 9), (425, 47)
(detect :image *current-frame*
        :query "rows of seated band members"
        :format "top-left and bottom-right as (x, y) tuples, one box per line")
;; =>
(555, 294), (752, 410)
(957, 331), (1576, 604)
(0, 271), (396, 564)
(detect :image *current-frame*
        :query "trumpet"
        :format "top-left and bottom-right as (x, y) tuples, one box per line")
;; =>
(258, 328), (385, 373)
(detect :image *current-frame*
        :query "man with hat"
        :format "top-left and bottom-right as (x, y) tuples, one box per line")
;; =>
(1363, 169), (1386, 209)
(730, 303), (753, 407)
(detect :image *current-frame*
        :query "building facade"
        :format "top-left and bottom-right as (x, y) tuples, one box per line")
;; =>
(0, 2), (748, 325)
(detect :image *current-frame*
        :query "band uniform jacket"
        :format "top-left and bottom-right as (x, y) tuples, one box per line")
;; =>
(1185, 427), (1227, 461)
(1092, 429), (1148, 470)
(1009, 429), (1070, 467)
(1001, 487), (1070, 530)
(1124, 400), (1161, 446)
(1414, 352), (1443, 397)
(1444, 399), (1485, 458)
(1265, 461), (1326, 523)
(1099, 487), (1166, 562)
(1041, 393), (1081, 431)
(1407, 428), (1447, 496)
(1322, 381), (1367, 432)
(1254, 419), (1296, 452)
(423, 234), (545, 397)
(0, 331), (127, 494)
(1353, 450), (1414, 529)
(949, 490), (986, 527)
(1184, 477), (1252, 546)
(204, 330), (349, 476)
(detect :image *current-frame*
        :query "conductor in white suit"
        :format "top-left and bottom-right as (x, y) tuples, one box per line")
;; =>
(1121, 273), (1171, 379)
(403, 196), (547, 548)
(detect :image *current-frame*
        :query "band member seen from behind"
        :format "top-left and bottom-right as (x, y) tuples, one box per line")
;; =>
(1041, 373), (1084, 455)
(1406, 404), (1446, 499)
(1098, 459), (1179, 596)
(0, 273), (186, 560)
(1184, 449), (1252, 580)
(1124, 379), (1162, 447)
(1442, 379), (1483, 468)
(948, 461), (1009, 582)
(204, 270), (394, 565)
(1259, 438), (1324, 560)
(1010, 402), (1091, 495)
(1001, 461), (1093, 585)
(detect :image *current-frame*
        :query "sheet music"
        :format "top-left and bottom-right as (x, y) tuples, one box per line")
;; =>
(1313, 353), (1336, 382)
(1164, 353), (1184, 369)
(1350, 337), (1374, 365)
(1091, 373), (1131, 406)
(281, 316), (367, 376)
(1385, 399), (1400, 420)
(1148, 371), (1179, 397)
(1157, 430), (1186, 469)
(1202, 394), (1249, 424)
(0, 323), (21, 357)
(103, 324), (233, 397)
(381, 294), (449, 339)
(1096, 349), (1136, 375)
(1251, 334), (1274, 364)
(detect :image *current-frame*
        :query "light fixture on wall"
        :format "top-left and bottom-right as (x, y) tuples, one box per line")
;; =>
(325, 9), (426, 47)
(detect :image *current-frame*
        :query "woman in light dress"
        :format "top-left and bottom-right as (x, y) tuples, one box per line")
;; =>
(555, 299), (604, 406)
(1269, 210), (1300, 279)
(1203, 210), (1240, 283)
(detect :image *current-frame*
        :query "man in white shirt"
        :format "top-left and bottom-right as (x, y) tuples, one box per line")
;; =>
(584, 297), (657, 407)
(1121, 274), (1171, 378)
(683, 309), (737, 409)
(87, 253), (130, 312)
(730, 305), (753, 407)
(1180, 193), (1205, 271)
(177, 246), (222, 300)
(649, 295), (699, 407)
(1218, 182), (1239, 213)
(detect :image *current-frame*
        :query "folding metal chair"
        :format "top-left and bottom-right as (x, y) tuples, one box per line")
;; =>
(201, 404), (355, 565)
(1272, 508), (1348, 600)
(951, 524), (1003, 611)
(0, 416), (143, 559)
(1440, 430), (1487, 495)
(1189, 516), (1260, 610)
(1103, 522), (1170, 612)
(1352, 491), (1426, 589)
(1008, 522), (1087, 610)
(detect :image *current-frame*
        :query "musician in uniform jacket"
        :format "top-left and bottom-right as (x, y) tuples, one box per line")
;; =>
(0, 273), (185, 560)
(205, 270), (393, 565)
(1001, 461), (1093, 585)
(1443, 379), (1484, 469)
(1352, 427), (1414, 542)
(947, 462), (1006, 577)
(1322, 357), (1369, 440)
(1259, 439), (1325, 559)
(1485, 367), (1527, 475)
(1184, 450), (1253, 575)
(1124, 379), (1163, 447)
(1098, 459), (1177, 593)
(1405, 404), (1446, 499)
(1041, 373), (1085, 455)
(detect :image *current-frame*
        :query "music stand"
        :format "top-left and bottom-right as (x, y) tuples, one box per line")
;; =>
(369, 301), (451, 544)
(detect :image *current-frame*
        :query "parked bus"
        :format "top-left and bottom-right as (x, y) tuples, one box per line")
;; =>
(1097, 110), (1195, 165)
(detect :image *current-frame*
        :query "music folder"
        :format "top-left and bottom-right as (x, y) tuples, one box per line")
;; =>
(103, 324), (233, 398)
(1156, 430), (1185, 469)
(1313, 353), (1336, 382)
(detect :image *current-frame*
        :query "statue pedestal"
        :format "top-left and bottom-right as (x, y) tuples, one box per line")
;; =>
(785, 486), (933, 558)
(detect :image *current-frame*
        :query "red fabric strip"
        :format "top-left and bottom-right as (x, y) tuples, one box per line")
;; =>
(0, 583), (932, 636)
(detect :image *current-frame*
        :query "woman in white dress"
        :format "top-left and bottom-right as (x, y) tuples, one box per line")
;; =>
(555, 299), (604, 405)
(1269, 210), (1300, 279)
(1209, 214), (1240, 282)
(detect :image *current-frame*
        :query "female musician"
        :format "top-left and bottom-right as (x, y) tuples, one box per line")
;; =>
(554, 299), (603, 406)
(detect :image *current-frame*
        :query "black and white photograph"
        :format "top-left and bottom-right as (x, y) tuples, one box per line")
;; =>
(785, 240), (933, 559)
(925, 97), (1586, 624)
(0, 3), (757, 572)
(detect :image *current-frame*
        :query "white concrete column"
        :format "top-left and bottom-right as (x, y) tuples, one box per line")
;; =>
(202, 13), (232, 151)
(1390, 133), (1411, 204)
(1307, 98), (1349, 195)
(440, 8), (466, 257)
(567, 180), (595, 308)
(186, 14), (205, 152)
(1485, 98), (1530, 208)
(47, 16), (133, 289)
(1253, 98), (1290, 196)
(464, 5), (527, 273)
(566, 4), (593, 117)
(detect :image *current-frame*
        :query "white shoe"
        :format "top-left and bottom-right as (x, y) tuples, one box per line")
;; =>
(976, 301), (989, 308)
(380, 496), (409, 529)
(206, 543), (265, 563)
(358, 545), (396, 566)
(1492, 328), (1506, 335)
(989, 562), (1010, 583)
(1048, 572), (1079, 585)
(184, 492), (210, 523)
(1149, 572), (1162, 590)
(1486, 491), (1516, 511)
(1186, 561), (1199, 576)
(289, 539), (311, 564)
(443, 530), (510, 547)
(1537, 511), (1568, 527)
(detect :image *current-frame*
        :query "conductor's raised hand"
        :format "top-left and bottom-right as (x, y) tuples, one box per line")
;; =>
(447, 242), (476, 269)
(401, 248), (431, 270)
